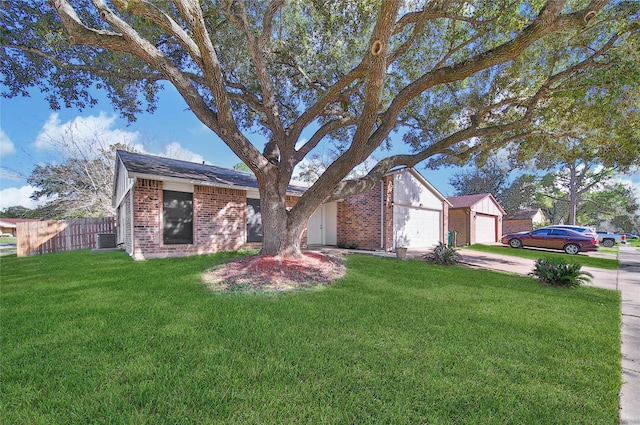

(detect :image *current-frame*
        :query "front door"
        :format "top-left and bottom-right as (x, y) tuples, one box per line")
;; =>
(308, 203), (337, 245)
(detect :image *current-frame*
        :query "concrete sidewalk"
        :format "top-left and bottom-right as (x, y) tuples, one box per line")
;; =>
(618, 246), (640, 425)
(457, 246), (640, 424)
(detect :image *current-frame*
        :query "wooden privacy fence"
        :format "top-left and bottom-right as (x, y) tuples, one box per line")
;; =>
(16, 217), (115, 257)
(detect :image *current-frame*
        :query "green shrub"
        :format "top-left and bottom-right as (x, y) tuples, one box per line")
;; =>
(530, 258), (593, 287)
(423, 242), (462, 265)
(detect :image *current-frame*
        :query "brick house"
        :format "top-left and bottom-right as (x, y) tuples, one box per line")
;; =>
(0, 218), (41, 237)
(334, 168), (451, 250)
(113, 150), (449, 260)
(503, 208), (547, 234)
(447, 193), (506, 246)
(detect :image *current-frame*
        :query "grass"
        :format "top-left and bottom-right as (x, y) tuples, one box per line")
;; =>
(0, 237), (16, 244)
(1, 250), (621, 424)
(463, 244), (619, 270)
(628, 238), (640, 248)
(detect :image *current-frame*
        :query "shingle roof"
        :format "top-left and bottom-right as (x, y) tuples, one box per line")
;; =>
(116, 150), (307, 196)
(0, 218), (41, 224)
(505, 208), (543, 220)
(447, 193), (493, 208)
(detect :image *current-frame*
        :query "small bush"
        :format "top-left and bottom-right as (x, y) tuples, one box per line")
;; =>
(530, 258), (593, 287)
(423, 242), (462, 265)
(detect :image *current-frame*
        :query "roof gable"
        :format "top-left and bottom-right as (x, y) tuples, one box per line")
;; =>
(448, 193), (492, 208)
(385, 167), (451, 205)
(505, 208), (544, 220)
(0, 218), (40, 226)
(448, 193), (506, 215)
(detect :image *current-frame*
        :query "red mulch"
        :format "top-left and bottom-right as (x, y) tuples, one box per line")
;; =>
(203, 251), (346, 292)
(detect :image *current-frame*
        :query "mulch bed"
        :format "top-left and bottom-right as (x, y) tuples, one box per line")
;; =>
(203, 251), (346, 292)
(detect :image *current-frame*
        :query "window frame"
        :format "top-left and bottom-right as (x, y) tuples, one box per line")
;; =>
(162, 190), (194, 245)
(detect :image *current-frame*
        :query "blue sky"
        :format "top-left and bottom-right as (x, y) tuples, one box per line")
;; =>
(1, 84), (639, 211)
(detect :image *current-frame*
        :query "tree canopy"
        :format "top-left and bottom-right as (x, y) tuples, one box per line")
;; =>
(2, 0), (638, 255)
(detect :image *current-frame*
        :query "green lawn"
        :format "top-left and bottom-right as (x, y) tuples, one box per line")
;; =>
(628, 238), (640, 248)
(0, 237), (16, 245)
(463, 243), (619, 270)
(1, 250), (621, 424)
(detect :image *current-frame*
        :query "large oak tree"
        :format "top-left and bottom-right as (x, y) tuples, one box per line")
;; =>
(2, 0), (637, 256)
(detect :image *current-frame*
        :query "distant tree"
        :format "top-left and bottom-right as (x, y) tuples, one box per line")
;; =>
(27, 141), (135, 219)
(500, 173), (543, 215)
(582, 182), (639, 231)
(0, 206), (39, 219)
(535, 166), (639, 226)
(233, 162), (252, 173)
(294, 153), (378, 183)
(449, 159), (508, 200)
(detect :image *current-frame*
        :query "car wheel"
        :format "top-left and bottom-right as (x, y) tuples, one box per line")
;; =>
(509, 238), (523, 248)
(564, 244), (580, 255)
(602, 239), (614, 248)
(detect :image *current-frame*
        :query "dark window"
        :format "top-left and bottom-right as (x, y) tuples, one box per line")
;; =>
(551, 229), (570, 236)
(246, 198), (263, 242)
(163, 190), (193, 244)
(532, 229), (552, 236)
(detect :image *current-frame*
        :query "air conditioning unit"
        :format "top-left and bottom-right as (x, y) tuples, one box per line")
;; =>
(96, 233), (117, 249)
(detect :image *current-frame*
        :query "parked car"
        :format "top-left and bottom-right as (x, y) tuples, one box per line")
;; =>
(596, 232), (627, 247)
(624, 234), (639, 240)
(501, 227), (599, 254)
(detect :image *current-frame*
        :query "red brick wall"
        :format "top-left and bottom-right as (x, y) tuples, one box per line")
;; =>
(129, 179), (306, 260)
(131, 180), (249, 260)
(448, 208), (469, 246)
(337, 180), (386, 250)
(503, 219), (532, 234)
(193, 185), (246, 252)
(132, 179), (162, 259)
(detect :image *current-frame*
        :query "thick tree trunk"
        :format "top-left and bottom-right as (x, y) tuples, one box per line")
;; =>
(568, 164), (578, 225)
(258, 181), (308, 258)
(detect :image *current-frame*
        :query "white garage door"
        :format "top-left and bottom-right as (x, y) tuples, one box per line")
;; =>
(394, 206), (441, 248)
(476, 215), (497, 243)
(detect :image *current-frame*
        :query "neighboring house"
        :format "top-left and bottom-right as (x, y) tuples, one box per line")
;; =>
(113, 150), (306, 260)
(503, 208), (547, 234)
(0, 218), (40, 237)
(113, 150), (450, 260)
(448, 193), (506, 246)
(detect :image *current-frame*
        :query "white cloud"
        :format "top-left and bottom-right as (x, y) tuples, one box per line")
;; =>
(156, 142), (205, 163)
(0, 129), (15, 156)
(0, 185), (39, 210)
(34, 112), (140, 156)
(612, 174), (640, 207)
